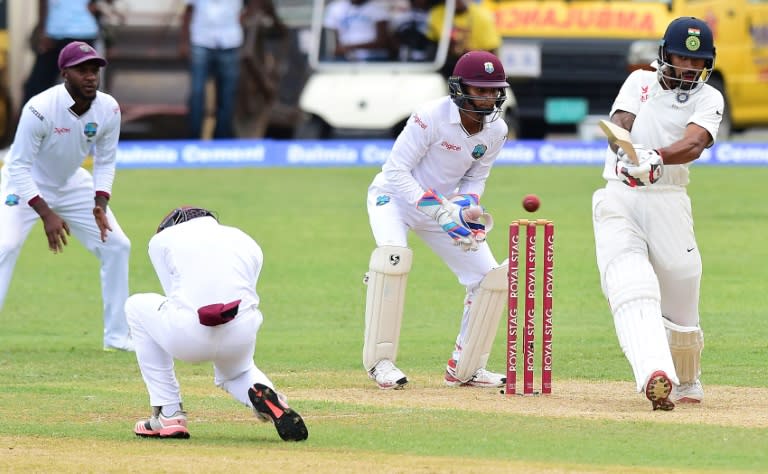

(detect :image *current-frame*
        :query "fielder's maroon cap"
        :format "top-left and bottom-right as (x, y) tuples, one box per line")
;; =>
(452, 50), (508, 88)
(58, 41), (107, 70)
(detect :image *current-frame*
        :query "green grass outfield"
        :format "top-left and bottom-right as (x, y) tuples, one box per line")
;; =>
(0, 166), (766, 473)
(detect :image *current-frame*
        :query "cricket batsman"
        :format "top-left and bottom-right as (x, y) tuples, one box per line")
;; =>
(592, 17), (721, 410)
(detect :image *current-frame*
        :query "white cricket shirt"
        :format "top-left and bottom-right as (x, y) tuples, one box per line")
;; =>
(148, 217), (262, 312)
(2, 84), (121, 204)
(371, 96), (508, 205)
(602, 67), (723, 187)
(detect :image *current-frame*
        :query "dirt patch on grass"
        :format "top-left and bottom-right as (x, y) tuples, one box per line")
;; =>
(292, 378), (768, 428)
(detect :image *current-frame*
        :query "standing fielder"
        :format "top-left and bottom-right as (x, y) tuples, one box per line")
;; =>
(0, 41), (132, 351)
(364, 50), (509, 390)
(593, 17), (721, 410)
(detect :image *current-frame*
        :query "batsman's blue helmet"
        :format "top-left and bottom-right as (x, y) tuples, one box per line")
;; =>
(659, 17), (715, 66)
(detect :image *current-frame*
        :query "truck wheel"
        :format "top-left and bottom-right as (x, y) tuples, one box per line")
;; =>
(294, 115), (329, 139)
(504, 107), (520, 140)
(706, 76), (731, 140)
(518, 118), (547, 139)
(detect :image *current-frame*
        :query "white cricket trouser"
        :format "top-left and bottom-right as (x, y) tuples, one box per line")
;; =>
(0, 168), (131, 348)
(125, 293), (273, 408)
(367, 187), (499, 364)
(593, 182), (702, 326)
(593, 182), (701, 390)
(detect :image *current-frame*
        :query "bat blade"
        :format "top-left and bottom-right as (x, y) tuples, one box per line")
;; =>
(599, 119), (638, 165)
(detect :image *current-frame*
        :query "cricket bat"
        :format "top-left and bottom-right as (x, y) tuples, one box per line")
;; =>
(599, 119), (638, 165)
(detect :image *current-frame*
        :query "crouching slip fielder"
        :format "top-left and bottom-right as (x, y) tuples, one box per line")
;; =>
(592, 17), (721, 410)
(364, 50), (510, 390)
(127, 207), (308, 441)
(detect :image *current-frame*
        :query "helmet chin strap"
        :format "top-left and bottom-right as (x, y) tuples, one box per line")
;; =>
(658, 62), (706, 96)
(460, 98), (501, 123)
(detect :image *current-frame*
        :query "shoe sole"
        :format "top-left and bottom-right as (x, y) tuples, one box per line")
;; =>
(249, 384), (308, 441)
(645, 371), (675, 411)
(444, 373), (506, 388)
(134, 421), (190, 439)
(135, 431), (190, 439)
(377, 377), (408, 390)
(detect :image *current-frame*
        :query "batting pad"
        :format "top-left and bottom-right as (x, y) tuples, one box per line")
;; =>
(455, 265), (508, 382)
(363, 246), (413, 371)
(664, 319), (704, 383)
(603, 252), (661, 313)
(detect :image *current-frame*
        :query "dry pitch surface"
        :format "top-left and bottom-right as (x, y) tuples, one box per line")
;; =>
(1, 380), (764, 473)
(296, 378), (767, 429)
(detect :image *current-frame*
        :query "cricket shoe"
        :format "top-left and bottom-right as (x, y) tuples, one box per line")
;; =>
(253, 390), (289, 423)
(369, 359), (408, 390)
(134, 411), (190, 438)
(248, 383), (308, 441)
(672, 380), (704, 404)
(444, 359), (506, 388)
(103, 339), (135, 352)
(645, 370), (675, 411)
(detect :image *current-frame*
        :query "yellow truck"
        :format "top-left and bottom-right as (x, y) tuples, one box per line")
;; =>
(482, 0), (768, 139)
(0, 0), (10, 147)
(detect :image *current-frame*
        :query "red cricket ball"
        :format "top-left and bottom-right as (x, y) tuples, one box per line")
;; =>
(522, 194), (540, 213)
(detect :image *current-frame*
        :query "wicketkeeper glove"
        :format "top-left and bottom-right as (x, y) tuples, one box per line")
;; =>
(450, 194), (494, 246)
(417, 189), (474, 249)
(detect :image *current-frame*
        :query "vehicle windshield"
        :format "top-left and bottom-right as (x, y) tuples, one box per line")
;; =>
(307, 0), (455, 72)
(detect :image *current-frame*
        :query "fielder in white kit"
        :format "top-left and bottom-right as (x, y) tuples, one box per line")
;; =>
(593, 17), (722, 410)
(0, 41), (132, 351)
(364, 50), (510, 389)
(128, 207), (308, 441)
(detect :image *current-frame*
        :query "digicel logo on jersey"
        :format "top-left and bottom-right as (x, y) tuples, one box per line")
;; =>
(494, 3), (663, 38)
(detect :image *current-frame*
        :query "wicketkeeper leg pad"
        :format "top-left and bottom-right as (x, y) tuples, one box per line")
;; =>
(363, 246), (413, 371)
(454, 265), (508, 382)
(663, 319), (704, 384)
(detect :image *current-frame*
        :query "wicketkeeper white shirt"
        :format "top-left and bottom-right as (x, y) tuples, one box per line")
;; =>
(2, 84), (121, 204)
(602, 67), (723, 187)
(370, 96), (508, 205)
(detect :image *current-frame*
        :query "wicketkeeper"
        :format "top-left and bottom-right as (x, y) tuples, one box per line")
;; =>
(363, 51), (511, 390)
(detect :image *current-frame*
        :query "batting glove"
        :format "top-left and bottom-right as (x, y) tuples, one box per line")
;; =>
(615, 148), (664, 187)
(616, 143), (658, 165)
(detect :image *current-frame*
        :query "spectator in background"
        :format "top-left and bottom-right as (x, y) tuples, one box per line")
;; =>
(427, 0), (501, 77)
(393, 0), (435, 62)
(323, 0), (391, 61)
(22, 0), (101, 107)
(236, 0), (289, 137)
(180, 0), (255, 139)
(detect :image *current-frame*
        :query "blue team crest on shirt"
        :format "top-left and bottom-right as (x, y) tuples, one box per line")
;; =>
(84, 122), (98, 138)
(471, 144), (488, 159)
(376, 195), (391, 206)
(5, 194), (19, 206)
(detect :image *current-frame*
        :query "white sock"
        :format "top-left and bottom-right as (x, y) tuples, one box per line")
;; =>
(160, 404), (182, 417)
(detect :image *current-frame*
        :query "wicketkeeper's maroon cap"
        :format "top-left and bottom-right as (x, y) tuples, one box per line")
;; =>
(58, 41), (107, 70)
